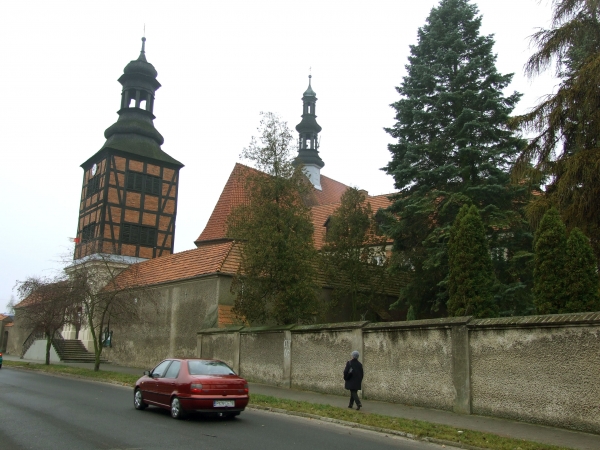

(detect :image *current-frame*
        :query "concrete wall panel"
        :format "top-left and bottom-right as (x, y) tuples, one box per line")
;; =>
(105, 277), (219, 368)
(470, 324), (600, 433)
(364, 327), (454, 410)
(200, 333), (237, 369)
(239, 332), (285, 385)
(291, 330), (355, 395)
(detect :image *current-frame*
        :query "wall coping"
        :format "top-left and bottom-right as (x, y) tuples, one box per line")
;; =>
(197, 326), (245, 335)
(364, 316), (472, 331)
(240, 325), (296, 333)
(469, 312), (600, 329)
(197, 312), (600, 336)
(292, 321), (370, 333)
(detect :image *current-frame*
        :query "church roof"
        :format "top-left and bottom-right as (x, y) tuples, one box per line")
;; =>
(111, 241), (242, 290)
(194, 163), (352, 246)
(310, 193), (393, 250)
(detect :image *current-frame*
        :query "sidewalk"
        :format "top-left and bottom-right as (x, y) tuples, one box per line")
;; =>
(3, 354), (599, 450)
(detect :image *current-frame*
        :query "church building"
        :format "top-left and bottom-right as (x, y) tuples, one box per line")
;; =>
(8, 39), (394, 367)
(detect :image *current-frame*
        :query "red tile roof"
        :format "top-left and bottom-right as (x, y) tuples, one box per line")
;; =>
(311, 193), (393, 250)
(194, 164), (351, 246)
(111, 241), (242, 290)
(195, 164), (257, 245)
(109, 166), (392, 292)
(303, 174), (352, 207)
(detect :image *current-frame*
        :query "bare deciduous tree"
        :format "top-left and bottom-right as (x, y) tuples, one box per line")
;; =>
(15, 276), (78, 365)
(67, 254), (158, 371)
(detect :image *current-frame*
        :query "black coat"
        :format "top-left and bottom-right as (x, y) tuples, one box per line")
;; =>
(343, 358), (363, 390)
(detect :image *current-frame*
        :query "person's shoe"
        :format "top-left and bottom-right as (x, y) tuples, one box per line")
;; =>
(357, 405), (362, 411)
(348, 405), (353, 409)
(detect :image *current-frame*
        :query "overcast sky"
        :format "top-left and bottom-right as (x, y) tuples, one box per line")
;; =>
(0, 0), (555, 313)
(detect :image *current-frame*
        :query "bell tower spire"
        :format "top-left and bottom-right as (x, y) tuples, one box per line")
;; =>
(294, 74), (324, 190)
(74, 38), (183, 261)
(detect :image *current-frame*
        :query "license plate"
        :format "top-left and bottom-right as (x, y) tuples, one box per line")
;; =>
(214, 400), (235, 407)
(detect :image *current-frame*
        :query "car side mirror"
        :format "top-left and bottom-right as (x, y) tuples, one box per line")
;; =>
(144, 370), (151, 376)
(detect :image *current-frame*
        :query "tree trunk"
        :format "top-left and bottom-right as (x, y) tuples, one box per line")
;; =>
(45, 336), (52, 365)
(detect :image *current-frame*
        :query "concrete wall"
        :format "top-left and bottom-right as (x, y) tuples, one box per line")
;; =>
(363, 321), (456, 411)
(469, 315), (600, 434)
(197, 312), (600, 434)
(104, 276), (231, 368)
(23, 339), (60, 362)
(5, 310), (31, 356)
(239, 327), (293, 387)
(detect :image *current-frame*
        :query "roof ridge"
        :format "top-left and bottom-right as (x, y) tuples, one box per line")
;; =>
(216, 241), (235, 272)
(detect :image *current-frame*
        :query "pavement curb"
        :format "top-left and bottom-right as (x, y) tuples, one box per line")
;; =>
(248, 405), (486, 450)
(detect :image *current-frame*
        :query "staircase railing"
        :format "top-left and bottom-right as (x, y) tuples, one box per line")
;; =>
(21, 329), (67, 359)
(51, 330), (66, 358)
(21, 330), (45, 358)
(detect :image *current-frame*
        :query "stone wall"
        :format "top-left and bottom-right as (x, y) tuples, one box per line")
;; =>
(197, 312), (600, 434)
(104, 276), (230, 368)
(5, 310), (30, 356)
(469, 315), (600, 433)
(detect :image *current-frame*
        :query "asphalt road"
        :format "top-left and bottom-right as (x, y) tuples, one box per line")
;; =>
(0, 368), (446, 450)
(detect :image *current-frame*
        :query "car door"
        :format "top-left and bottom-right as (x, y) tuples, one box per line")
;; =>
(144, 360), (172, 404)
(155, 360), (181, 407)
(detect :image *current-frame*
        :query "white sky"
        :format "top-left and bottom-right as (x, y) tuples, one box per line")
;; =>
(0, 0), (556, 313)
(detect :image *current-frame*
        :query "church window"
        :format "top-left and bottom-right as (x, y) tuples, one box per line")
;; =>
(127, 172), (161, 196)
(139, 99), (147, 110)
(81, 223), (96, 242)
(122, 223), (157, 246)
(86, 176), (101, 198)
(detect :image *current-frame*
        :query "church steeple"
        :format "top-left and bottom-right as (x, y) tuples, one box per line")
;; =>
(75, 38), (183, 261)
(294, 75), (324, 190)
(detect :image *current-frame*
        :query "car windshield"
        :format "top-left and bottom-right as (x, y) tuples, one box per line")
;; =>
(187, 360), (236, 375)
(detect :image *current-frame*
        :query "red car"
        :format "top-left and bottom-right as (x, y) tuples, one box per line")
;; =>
(134, 358), (249, 419)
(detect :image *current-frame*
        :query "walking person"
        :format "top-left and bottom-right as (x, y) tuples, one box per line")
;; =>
(343, 350), (364, 410)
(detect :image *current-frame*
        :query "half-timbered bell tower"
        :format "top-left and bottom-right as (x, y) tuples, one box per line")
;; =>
(74, 38), (183, 261)
(293, 75), (324, 190)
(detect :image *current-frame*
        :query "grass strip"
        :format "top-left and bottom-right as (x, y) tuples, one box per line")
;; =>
(4, 360), (139, 386)
(4, 360), (571, 450)
(250, 394), (571, 450)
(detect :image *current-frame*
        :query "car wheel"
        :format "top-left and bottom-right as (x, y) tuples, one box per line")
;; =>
(134, 389), (147, 410)
(170, 396), (186, 419)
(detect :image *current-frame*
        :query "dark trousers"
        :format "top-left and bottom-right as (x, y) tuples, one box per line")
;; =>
(349, 390), (361, 407)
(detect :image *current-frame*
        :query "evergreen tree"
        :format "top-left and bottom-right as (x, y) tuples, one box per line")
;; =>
(383, 0), (529, 318)
(511, 0), (600, 261)
(320, 188), (391, 321)
(447, 205), (497, 317)
(227, 113), (319, 325)
(533, 208), (569, 314)
(564, 228), (600, 312)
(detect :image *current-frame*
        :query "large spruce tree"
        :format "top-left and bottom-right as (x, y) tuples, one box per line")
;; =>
(384, 0), (530, 318)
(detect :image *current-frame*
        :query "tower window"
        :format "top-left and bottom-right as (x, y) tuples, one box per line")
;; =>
(127, 172), (161, 196)
(81, 223), (96, 243)
(139, 100), (147, 110)
(122, 224), (157, 246)
(87, 176), (101, 198)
